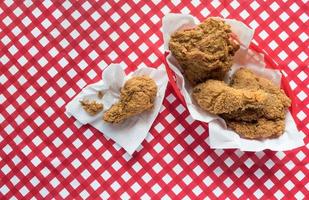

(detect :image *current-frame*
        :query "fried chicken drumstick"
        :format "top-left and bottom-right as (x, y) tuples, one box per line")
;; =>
(103, 76), (157, 123)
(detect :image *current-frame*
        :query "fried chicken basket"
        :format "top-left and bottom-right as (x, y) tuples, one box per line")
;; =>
(162, 13), (304, 151)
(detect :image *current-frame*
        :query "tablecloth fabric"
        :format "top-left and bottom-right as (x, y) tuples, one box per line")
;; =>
(0, 0), (308, 199)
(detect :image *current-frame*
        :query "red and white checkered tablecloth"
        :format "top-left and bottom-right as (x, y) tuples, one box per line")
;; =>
(1, 0), (308, 199)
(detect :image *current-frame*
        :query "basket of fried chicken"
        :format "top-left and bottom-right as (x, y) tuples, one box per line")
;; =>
(163, 13), (304, 151)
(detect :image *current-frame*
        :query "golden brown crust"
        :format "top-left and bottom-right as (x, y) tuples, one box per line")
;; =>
(226, 118), (285, 139)
(169, 18), (239, 85)
(103, 76), (157, 123)
(224, 68), (291, 121)
(80, 100), (103, 116)
(192, 80), (268, 115)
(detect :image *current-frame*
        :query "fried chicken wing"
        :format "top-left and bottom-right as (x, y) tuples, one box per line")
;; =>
(169, 18), (239, 85)
(192, 80), (268, 115)
(103, 76), (157, 123)
(226, 118), (285, 139)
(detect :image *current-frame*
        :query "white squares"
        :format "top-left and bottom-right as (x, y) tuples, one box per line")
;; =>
(22, 16), (31, 26)
(172, 184), (181, 195)
(20, 186), (30, 196)
(295, 170), (305, 181)
(82, 1), (91, 10)
(274, 190), (284, 199)
(260, 11), (269, 20)
(17, 56), (27, 66)
(100, 21), (110, 31)
(89, 50), (99, 60)
(39, 36), (49, 46)
(278, 51), (288, 60)
(111, 181), (121, 192)
(121, 3), (131, 12)
(279, 31), (288, 41)
(128, 52), (138, 62)
(60, 189), (69, 199)
(230, 0), (240, 9)
(38, 57), (48, 67)
(129, 32), (138, 42)
(32, 8), (42, 18)
(67, 68), (77, 78)
(81, 20), (90, 30)
(52, 137), (62, 148)
(140, 24), (150, 33)
(34, 116), (44, 126)
(12, 26), (21, 36)
(8, 85), (17, 95)
(240, 10), (249, 20)
(151, 183), (161, 194)
(289, 22), (299, 32)
(297, 91), (307, 101)
(46, 87), (56, 97)
(61, 19), (70, 29)
(26, 86), (36, 96)
(290, 2), (300, 12)
(31, 27), (41, 38)
(91, 11), (100, 21)
(90, 30), (99, 40)
(149, 34), (159, 43)
(150, 15), (160, 24)
(279, 12), (289, 21)
(59, 57), (68, 67)
(298, 51), (308, 62)
(223, 177), (233, 187)
(102, 2), (111, 12)
(42, 18), (51, 29)
(111, 12), (120, 22)
(259, 30), (269, 40)
(62, 1), (72, 9)
(51, 28), (60, 38)
(3, 16), (12, 26)
(270, 2), (279, 11)
(130, 13), (140, 23)
(201, 8), (210, 17)
(29, 46), (39, 56)
(250, 2), (260, 10)
(288, 41), (298, 51)
(31, 156), (41, 167)
(299, 32), (308, 42)
(79, 39), (89, 50)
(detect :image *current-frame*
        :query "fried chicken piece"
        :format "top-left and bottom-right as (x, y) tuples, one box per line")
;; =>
(192, 80), (268, 115)
(103, 76), (157, 123)
(222, 68), (291, 121)
(169, 18), (240, 85)
(226, 118), (285, 139)
(80, 99), (103, 116)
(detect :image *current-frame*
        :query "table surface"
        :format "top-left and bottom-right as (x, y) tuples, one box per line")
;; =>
(0, 0), (308, 199)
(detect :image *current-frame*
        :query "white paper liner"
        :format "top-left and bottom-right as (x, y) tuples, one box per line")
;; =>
(66, 64), (168, 155)
(162, 13), (305, 151)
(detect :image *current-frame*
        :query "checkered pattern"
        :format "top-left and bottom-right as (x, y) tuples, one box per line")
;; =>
(1, 0), (308, 199)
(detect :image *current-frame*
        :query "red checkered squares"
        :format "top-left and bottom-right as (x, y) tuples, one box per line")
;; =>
(0, 0), (308, 199)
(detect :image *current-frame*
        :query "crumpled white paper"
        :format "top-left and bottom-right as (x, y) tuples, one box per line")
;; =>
(162, 13), (305, 151)
(66, 64), (168, 155)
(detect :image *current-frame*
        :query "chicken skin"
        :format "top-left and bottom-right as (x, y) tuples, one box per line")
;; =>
(226, 118), (285, 139)
(169, 18), (239, 85)
(103, 76), (157, 123)
(222, 68), (291, 121)
(192, 80), (268, 115)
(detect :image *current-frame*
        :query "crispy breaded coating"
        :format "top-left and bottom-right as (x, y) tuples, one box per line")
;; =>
(169, 18), (239, 85)
(103, 76), (157, 123)
(231, 68), (291, 107)
(226, 118), (285, 139)
(223, 68), (291, 121)
(192, 80), (267, 115)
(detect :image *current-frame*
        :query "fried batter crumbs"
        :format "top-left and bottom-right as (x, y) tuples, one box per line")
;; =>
(80, 99), (103, 116)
